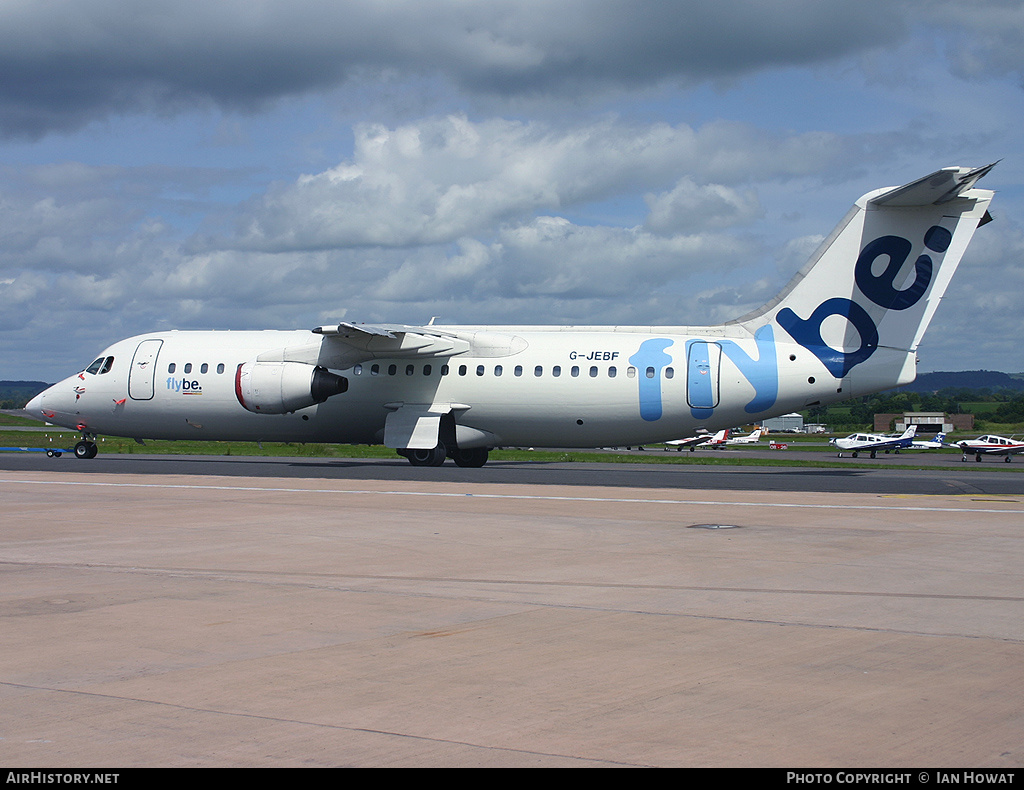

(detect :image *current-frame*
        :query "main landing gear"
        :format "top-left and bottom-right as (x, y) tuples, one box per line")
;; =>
(399, 443), (489, 468)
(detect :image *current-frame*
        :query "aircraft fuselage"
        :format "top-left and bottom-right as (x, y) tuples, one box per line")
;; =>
(34, 326), (855, 449)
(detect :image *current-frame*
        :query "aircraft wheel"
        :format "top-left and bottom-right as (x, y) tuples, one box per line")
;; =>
(405, 444), (447, 467)
(976, 454), (982, 463)
(74, 441), (98, 459)
(851, 451), (858, 458)
(451, 447), (489, 468)
(870, 450), (876, 459)
(1005, 456), (1012, 463)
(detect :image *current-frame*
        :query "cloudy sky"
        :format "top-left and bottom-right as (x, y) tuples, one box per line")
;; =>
(2, 0), (1023, 381)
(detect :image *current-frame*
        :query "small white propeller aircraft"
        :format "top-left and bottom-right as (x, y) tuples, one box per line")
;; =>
(956, 435), (1024, 463)
(27, 164), (997, 467)
(830, 426), (917, 458)
(726, 428), (763, 445)
(911, 431), (947, 449)
(665, 429), (728, 452)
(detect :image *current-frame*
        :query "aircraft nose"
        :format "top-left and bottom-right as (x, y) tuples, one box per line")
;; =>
(25, 382), (68, 421)
(26, 389), (47, 415)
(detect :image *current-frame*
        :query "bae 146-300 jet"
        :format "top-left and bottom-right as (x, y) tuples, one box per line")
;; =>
(27, 164), (997, 467)
(831, 426), (917, 458)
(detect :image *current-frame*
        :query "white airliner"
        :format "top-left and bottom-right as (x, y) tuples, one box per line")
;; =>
(830, 426), (917, 458)
(956, 435), (1024, 462)
(665, 429), (729, 451)
(27, 164), (997, 467)
(726, 428), (763, 445)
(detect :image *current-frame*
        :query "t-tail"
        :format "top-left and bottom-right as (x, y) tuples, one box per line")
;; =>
(731, 164), (997, 397)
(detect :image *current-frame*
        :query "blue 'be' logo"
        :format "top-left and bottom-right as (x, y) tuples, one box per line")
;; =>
(777, 226), (952, 378)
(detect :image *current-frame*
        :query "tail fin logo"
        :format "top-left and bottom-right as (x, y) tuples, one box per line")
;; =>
(777, 225), (951, 378)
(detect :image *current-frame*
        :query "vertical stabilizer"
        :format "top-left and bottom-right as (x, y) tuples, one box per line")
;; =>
(732, 165), (996, 392)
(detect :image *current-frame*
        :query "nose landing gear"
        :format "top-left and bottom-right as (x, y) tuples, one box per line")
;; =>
(74, 437), (99, 459)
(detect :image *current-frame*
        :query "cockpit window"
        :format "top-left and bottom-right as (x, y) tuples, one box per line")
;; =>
(85, 356), (115, 375)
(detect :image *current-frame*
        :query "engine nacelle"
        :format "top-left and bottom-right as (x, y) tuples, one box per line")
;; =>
(235, 361), (347, 414)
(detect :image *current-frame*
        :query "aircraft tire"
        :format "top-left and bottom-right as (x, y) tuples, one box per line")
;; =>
(451, 447), (489, 468)
(405, 443), (447, 467)
(74, 441), (98, 460)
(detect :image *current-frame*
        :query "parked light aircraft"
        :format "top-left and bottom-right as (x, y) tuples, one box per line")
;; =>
(27, 164), (997, 467)
(665, 429), (728, 451)
(831, 426), (917, 458)
(956, 434), (1024, 462)
(726, 428), (763, 445)
(911, 431), (947, 449)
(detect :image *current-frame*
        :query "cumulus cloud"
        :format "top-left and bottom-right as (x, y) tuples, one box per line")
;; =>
(0, 0), (915, 138)
(214, 115), (848, 253)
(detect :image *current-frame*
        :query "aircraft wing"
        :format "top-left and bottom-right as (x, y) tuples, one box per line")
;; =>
(666, 435), (709, 448)
(251, 322), (474, 370)
(306, 323), (529, 370)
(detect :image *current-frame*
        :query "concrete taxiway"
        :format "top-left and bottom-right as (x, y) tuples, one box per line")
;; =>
(1, 469), (1022, 767)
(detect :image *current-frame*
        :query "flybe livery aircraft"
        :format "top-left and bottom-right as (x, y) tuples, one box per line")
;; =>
(27, 164), (997, 467)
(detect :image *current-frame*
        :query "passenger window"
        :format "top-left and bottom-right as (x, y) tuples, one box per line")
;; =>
(590, 366), (598, 377)
(514, 365), (523, 377)
(608, 366), (616, 378)
(571, 366), (580, 377)
(184, 363), (192, 374)
(371, 364), (380, 376)
(200, 363), (209, 374)
(217, 363), (225, 374)
(423, 365), (432, 376)
(552, 365), (561, 377)
(441, 365), (449, 376)
(494, 365), (502, 376)
(168, 363), (176, 374)
(388, 364), (397, 376)
(406, 364), (414, 376)
(627, 367), (637, 378)
(459, 365), (467, 376)
(476, 365), (485, 376)
(665, 367), (674, 379)
(353, 364), (363, 375)
(534, 366), (543, 377)
(645, 367), (655, 378)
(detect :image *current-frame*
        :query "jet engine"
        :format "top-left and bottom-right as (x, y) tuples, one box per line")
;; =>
(235, 361), (347, 414)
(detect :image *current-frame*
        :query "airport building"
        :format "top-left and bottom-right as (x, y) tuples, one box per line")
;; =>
(763, 413), (804, 433)
(873, 412), (975, 434)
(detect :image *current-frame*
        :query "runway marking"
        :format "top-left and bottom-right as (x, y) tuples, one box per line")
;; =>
(2, 477), (1023, 514)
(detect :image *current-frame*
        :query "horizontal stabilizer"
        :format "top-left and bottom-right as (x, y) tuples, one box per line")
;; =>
(870, 163), (999, 207)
